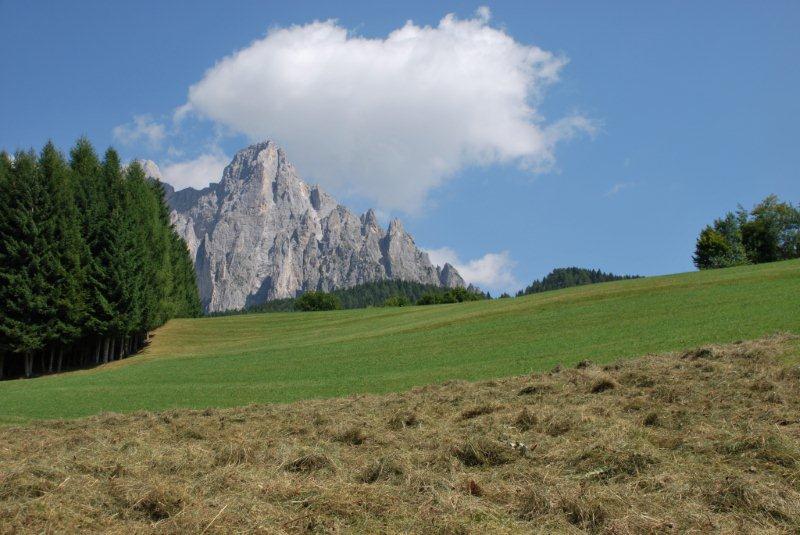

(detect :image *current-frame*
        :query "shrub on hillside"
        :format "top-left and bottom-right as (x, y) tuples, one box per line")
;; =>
(383, 295), (410, 307)
(417, 286), (485, 306)
(294, 291), (341, 311)
(694, 227), (743, 269)
(694, 195), (800, 270)
(416, 293), (440, 305)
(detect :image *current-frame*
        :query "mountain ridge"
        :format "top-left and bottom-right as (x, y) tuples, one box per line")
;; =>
(141, 141), (464, 312)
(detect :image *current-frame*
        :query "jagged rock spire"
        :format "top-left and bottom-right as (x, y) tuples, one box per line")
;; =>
(152, 141), (464, 312)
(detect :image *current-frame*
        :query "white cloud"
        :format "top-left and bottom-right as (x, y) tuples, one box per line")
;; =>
(604, 181), (637, 197)
(425, 246), (517, 293)
(166, 146), (185, 158)
(475, 5), (492, 22)
(112, 114), (166, 148)
(160, 149), (229, 190)
(179, 7), (592, 212)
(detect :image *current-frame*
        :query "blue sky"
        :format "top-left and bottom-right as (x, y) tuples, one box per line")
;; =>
(1, 1), (798, 294)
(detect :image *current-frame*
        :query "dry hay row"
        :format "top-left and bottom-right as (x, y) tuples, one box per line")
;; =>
(1, 334), (799, 534)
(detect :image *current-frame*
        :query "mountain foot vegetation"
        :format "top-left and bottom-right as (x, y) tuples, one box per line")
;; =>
(220, 279), (489, 315)
(1, 335), (798, 533)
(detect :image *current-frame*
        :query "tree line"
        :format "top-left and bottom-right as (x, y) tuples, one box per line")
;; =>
(516, 267), (641, 296)
(415, 286), (487, 305)
(208, 280), (489, 315)
(693, 195), (800, 270)
(0, 139), (201, 379)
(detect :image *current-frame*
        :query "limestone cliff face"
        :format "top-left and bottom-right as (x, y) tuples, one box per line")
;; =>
(147, 141), (464, 312)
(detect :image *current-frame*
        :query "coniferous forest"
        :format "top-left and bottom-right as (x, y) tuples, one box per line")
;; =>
(516, 267), (641, 296)
(0, 139), (201, 379)
(208, 279), (490, 316)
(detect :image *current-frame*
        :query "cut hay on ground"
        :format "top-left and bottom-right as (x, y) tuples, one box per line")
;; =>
(1, 335), (799, 533)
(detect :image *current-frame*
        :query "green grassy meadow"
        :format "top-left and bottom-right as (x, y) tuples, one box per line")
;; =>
(1, 260), (798, 423)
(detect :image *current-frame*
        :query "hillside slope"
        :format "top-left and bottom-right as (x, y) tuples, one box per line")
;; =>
(1, 259), (798, 422)
(1, 336), (798, 533)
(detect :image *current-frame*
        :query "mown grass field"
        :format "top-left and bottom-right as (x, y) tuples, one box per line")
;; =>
(2, 336), (799, 533)
(1, 259), (798, 423)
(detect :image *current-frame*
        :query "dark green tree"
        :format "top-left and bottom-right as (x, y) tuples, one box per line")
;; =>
(693, 227), (734, 270)
(295, 291), (342, 311)
(38, 143), (86, 371)
(168, 232), (202, 318)
(0, 151), (49, 376)
(383, 295), (410, 307)
(416, 292), (441, 306)
(741, 195), (800, 264)
(102, 148), (146, 359)
(0, 151), (9, 378)
(71, 138), (115, 363)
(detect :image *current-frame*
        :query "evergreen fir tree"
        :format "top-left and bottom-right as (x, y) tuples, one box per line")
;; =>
(38, 142), (86, 371)
(71, 138), (115, 362)
(124, 162), (161, 335)
(0, 152), (14, 378)
(0, 152), (49, 376)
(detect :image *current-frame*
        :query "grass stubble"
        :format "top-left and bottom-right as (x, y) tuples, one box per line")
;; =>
(1, 335), (799, 533)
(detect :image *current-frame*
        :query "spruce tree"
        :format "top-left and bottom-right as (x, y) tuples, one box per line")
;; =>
(169, 231), (202, 317)
(70, 139), (115, 362)
(0, 152), (12, 378)
(120, 161), (160, 348)
(0, 152), (48, 376)
(101, 148), (137, 357)
(38, 142), (86, 371)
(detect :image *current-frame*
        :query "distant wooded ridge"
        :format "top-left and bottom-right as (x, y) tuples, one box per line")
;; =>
(207, 280), (490, 315)
(209, 267), (643, 316)
(0, 140), (201, 380)
(516, 267), (642, 297)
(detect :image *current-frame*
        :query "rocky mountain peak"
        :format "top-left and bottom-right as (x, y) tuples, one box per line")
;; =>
(439, 263), (466, 288)
(155, 141), (464, 312)
(387, 218), (406, 235)
(361, 208), (378, 225)
(360, 209), (381, 233)
(137, 159), (163, 181)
